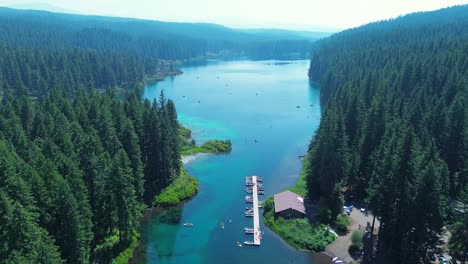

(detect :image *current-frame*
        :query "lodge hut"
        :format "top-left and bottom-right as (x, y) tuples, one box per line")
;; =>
(274, 190), (306, 218)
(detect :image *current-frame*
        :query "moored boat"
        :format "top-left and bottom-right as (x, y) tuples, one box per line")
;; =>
(244, 227), (254, 234)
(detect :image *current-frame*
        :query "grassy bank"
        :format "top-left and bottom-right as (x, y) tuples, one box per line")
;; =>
(153, 169), (198, 207)
(262, 157), (337, 252)
(111, 230), (140, 264)
(180, 139), (232, 155)
(179, 124), (232, 155)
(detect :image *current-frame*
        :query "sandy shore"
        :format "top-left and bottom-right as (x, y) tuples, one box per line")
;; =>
(181, 153), (209, 164)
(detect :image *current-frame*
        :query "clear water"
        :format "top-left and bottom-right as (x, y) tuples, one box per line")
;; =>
(139, 60), (327, 264)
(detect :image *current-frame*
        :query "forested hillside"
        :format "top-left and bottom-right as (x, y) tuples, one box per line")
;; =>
(0, 8), (324, 98)
(0, 89), (180, 263)
(306, 5), (467, 263)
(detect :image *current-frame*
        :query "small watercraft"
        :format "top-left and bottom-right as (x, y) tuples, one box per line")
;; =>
(183, 223), (193, 227)
(244, 241), (254, 245)
(244, 227), (254, 234)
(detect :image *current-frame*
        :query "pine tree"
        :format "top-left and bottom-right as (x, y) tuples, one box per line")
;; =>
(109, 149), (138, 243)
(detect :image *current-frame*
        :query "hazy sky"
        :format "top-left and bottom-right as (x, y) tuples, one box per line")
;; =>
(0, 0), (466, 30)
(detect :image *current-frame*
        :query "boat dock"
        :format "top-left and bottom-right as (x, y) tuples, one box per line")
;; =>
(252, 176), (261, 245)
(244, 176), (262, 246)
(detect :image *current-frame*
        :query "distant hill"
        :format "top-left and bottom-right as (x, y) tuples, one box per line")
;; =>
(239, 28), (331, 40)
(0, 7), (329, 46)
(0, 7), (329, 97)
(5, 2), (80, 14)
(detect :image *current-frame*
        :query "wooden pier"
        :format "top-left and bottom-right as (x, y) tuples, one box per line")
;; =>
(251, 176), (261, 246)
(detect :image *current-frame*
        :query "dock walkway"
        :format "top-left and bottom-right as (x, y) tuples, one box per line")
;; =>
(252, 176), (261, 245)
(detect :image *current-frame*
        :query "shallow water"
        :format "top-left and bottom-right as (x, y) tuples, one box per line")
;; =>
(139, 60), (327, 264)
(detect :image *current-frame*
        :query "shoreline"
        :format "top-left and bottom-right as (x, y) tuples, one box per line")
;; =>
(181, 153), (209, 164)
(261, 157), (340, 264)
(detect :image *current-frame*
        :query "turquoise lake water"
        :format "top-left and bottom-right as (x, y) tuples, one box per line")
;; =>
(140, 60), (328, 264)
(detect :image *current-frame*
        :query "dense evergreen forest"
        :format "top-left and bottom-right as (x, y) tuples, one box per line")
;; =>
(0, 8), (322, 98)
(306, 5), (467, 263)
(0, 88), (181, 263)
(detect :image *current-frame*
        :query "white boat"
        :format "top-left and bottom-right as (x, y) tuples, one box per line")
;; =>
(244, 229), (254, 234)
(332, 257), (338, 261)
(244, 241), (254, 245)
(183, 223), (193, 227)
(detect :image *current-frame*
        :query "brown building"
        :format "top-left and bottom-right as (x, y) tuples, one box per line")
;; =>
(274, 191), (306, 218)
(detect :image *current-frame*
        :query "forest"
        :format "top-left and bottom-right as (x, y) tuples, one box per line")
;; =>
(306, 5), (467, 263)
(0, 7), (321, 98)
(0, 88), (181, 263)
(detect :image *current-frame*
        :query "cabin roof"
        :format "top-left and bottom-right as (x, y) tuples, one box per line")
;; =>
(274, 190), (306, 215)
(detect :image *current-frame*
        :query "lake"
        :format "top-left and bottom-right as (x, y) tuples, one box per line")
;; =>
(139, 60), (328, 264)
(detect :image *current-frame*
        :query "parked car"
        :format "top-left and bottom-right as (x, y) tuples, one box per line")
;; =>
(439, 255), (448, 264)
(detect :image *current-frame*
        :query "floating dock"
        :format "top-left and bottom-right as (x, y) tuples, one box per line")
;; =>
(251, 176), (261, 246)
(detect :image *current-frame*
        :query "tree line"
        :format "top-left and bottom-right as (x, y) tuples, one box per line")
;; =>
(306, 5), (467, 263)
(0, 88), (180, 263)
(0, 7), (319, 98)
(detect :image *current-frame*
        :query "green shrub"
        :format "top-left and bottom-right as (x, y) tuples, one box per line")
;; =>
(153, 169), (198, 207)
(112, 230), (140, 264)
(335, 214), (351, 233)
(263, 197), (274, 212)
(263, 197), (336, 251)
(351, 230), (364, 250)
(200, 140), (232, 153)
